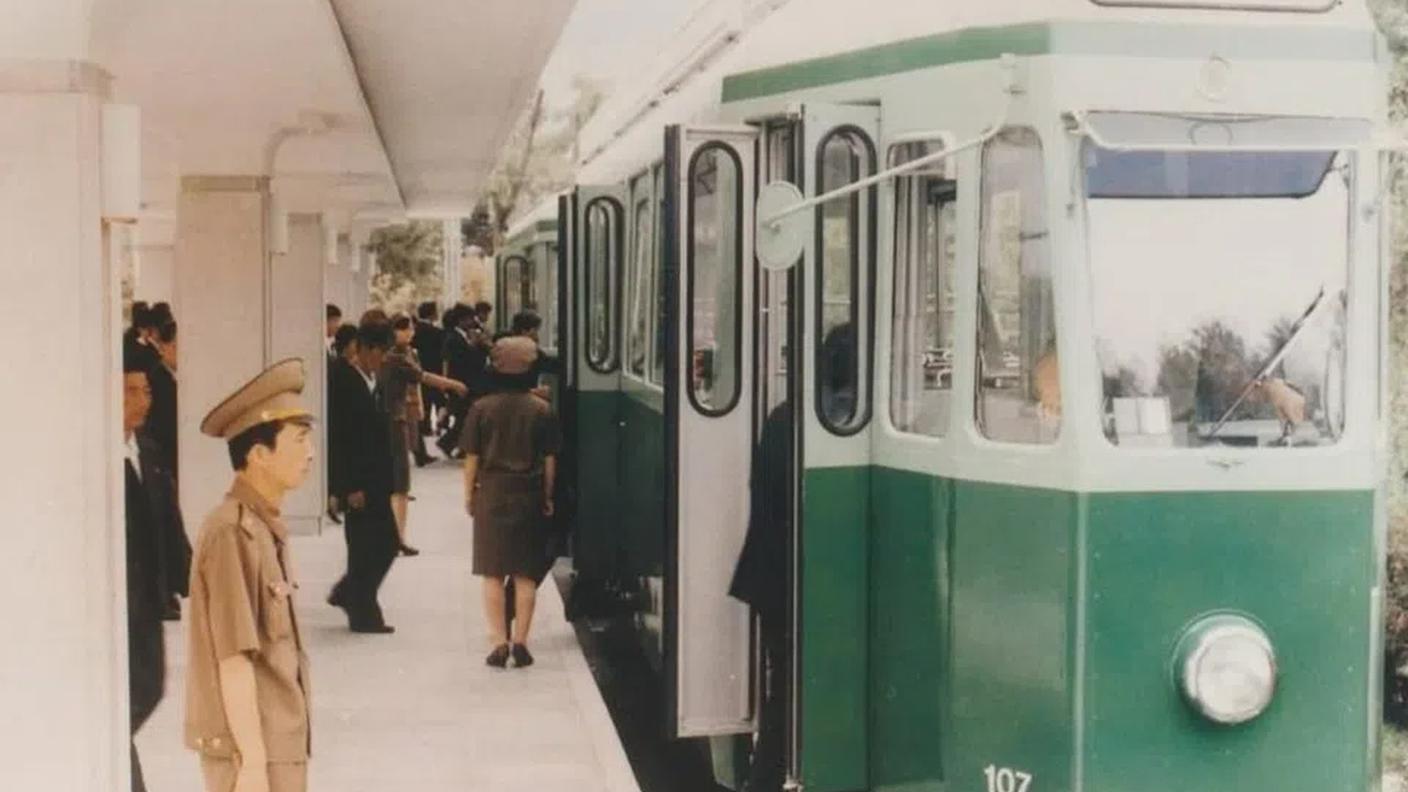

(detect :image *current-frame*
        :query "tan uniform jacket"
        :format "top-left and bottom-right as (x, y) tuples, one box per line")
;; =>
(184, 478), (311, 763)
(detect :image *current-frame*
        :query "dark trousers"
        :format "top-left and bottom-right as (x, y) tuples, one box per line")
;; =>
(439, 396), (472, 454)
(131, 688), (159, 792)
(748, 615), (789, 792)
(333, 497), (399, 627)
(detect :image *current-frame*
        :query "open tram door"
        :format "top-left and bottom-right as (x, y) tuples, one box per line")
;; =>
(569, 184), (627, 601)
(663, 123), (760, 740)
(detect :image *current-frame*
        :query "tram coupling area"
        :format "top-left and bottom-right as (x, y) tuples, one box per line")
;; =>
(135, 462), (639, 792)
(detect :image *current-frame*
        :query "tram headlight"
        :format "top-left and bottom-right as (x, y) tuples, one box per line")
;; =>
(1174, 615), (1277, 725)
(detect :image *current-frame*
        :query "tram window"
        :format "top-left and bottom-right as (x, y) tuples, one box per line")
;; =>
(687, 144), (743, 415)
(544, 242), (559, 353)
(890, 141), (956, 438)
(1085, 137), (1351, 448)
(584, 198), (620, 372)
(975, 127), (1059, 445)
(816, 128), (876, 433)
(503, 256), (529, 324)
(627, 192), (652, 379)
(651, 163), (667, 386)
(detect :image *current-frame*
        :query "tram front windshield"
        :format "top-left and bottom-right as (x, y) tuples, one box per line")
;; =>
(1084, 115), (1352, 449)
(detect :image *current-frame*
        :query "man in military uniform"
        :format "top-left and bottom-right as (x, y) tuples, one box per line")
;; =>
(185, 359), (315, 792)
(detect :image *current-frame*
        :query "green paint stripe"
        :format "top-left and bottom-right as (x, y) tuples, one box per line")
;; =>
(721, 21), (1375, 103)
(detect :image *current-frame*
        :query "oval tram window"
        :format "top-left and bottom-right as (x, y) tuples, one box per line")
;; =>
(816, 127), (876, 434)
(584, 198), (620, 372)
(687, 144), (743, 415)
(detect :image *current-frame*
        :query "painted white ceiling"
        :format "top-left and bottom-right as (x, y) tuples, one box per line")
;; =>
(88, 0), (574, 222)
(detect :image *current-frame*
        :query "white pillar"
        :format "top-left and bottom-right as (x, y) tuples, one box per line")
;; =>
(273, 214), (328, 534)
(0, 24), (127, 792)
(134, 242), (175, 305)
(174, 175), (271, 523)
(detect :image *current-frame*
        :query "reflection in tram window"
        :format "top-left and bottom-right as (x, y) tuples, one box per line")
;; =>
(628, 189), (653, 379)
(890, 140), (956, 438)
(688, 145), (742, 413)
(976, 127), (1058, 445)
(544, 242), (558, 353)
(585, 199), (619, 372)
(1085, 119), (1350, 448)
(817, 128), (875, 432)
(503, 256), (529, 326)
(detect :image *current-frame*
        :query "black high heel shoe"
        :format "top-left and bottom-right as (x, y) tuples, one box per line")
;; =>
(485, 644), (510, 668)
(510, 643), (534, 668)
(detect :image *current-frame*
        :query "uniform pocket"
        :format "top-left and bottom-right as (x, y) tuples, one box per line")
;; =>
(262, 579), (294, 640)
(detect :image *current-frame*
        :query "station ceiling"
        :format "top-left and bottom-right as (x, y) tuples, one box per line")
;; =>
(89, 0), (575, 225)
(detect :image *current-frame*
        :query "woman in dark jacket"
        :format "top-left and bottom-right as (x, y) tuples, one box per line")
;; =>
(461, 336), (560, 669)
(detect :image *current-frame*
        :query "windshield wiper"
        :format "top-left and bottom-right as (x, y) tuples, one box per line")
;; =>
(1205, 286), (1326, 441)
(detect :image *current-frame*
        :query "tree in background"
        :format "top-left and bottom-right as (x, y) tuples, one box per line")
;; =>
(367, 220), (444, 314)
(467, 75), (607, 252)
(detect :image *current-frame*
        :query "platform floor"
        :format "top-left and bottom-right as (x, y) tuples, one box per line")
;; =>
(136, 460), (639, 792)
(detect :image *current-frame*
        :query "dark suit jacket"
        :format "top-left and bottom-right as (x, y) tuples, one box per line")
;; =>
(443, 326), (490, 394)
(146, 363), (178, 476)
(412, 320), (445, 378)
(126, 431), (186, 726)
(328, 358), (394, 499)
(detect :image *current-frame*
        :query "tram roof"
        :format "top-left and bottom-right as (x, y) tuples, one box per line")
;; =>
(574, 0), (1379, 182)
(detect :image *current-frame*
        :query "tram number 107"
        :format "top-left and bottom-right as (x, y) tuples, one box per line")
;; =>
(983, 765), (1033, 792)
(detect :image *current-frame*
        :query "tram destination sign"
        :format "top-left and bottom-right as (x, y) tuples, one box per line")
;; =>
(1090, 0), (1337, 12)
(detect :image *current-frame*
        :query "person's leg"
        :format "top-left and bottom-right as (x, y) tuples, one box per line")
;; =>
(268, 762), (309, 792)
(509, 575), (537, 646)
(391, 493), (408, 545)
(363, 498), (399, 628)
(340, 509), (371, 625)
(481, 576), (508, 647)
(130, 740), (146, 792)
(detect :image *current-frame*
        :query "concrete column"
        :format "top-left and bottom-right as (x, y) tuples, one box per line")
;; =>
(173, 176), (270, 523)
(134, 242), (175, 306)
(0, 43), (127, 792)
(273, 214), (328, 534)
(324, 232), (353, 321)
(349, 238), (372, 317)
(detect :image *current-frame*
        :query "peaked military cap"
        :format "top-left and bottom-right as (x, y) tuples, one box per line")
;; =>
(200, 359), (312, 440)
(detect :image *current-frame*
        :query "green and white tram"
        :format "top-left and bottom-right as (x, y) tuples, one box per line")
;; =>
(524, 0), (1395, 789)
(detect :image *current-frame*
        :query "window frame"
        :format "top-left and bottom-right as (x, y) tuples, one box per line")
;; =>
(685, 141), (746, 418)
(626, 170), (654, 382)
(887, 138), (958, 440)
(583, 196), (623, 374)
(814, 125), (878, 437)
(973, 125), (1060, 446)
(501, 253), (530, 327)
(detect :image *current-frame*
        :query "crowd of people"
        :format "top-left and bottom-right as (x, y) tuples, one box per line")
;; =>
(122, 296), (561, 792)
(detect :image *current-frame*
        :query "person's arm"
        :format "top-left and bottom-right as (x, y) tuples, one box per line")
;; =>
(218, 655), (268, 792)
(542, 455), (557, 517)
(422, 370), (467, 395)
(462, 454), (479, 517)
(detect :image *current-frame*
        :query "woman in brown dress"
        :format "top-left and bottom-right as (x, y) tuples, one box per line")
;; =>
(460, 336), (559, 668)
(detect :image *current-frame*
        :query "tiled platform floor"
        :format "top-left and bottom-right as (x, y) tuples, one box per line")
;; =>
(137, 460), (638, 792)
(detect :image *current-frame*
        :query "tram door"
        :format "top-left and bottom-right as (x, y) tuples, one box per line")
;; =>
(663, 123), (759, 738)
(796, 101), (880, 790)
(571, 186), (626, 584)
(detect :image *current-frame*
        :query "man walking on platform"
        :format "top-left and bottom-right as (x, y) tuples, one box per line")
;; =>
(412, 301), (445, 463)
(185, 359), (315, 792)
(327, 321), (400, 633)
(439, 303), (491, 458)
(123, 352), (184, 792)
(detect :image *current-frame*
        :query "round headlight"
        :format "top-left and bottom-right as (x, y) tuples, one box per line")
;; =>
(1175, 615), (1277, 725)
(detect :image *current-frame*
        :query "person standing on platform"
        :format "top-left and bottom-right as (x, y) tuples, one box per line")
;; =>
(461, 336), (560, 669)
(412, 301), (445, 463)
(124, 302), (162, 375)
(123, 352), (184, 792)
(184, 359), (315, 792)
(439, 304), (491, 459)
(384, 314), (467, 556)
(145, 319), (191, 621)
(325, 304), (342, 357)
(327, 321), (400, 633)
(325, 323), (359, 526)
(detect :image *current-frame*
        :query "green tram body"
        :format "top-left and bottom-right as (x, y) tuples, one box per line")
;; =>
(502, 3), (1390, 791)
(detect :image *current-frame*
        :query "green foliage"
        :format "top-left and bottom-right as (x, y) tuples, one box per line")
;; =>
(367, 220), (444, 314)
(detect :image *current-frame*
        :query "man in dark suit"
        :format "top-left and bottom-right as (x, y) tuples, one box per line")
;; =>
(438, 303), (490, 458)
(123, 351), (188, 791)
(412, 301), (445, 464)
(327, 320), (399, 633)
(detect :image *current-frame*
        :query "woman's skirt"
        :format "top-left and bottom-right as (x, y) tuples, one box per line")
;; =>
(389, 419), (411, 494)
(472, 470), (548, 579)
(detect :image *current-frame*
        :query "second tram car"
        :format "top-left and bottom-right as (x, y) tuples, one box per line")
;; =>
(507, 1), (1394, 790)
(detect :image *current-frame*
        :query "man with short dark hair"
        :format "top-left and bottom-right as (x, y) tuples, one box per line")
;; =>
(327, 321), (400, 632)
(325, 303), (342, 354)
(438, 303), (491, 458)
(184, 359), (315, 792)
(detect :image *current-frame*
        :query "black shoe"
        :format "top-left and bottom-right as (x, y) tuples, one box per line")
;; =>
(510, 643), (534, 668)
(486, 644), (510, 668)
(413, 452), (434, 467)
(326, 508), (342, 525)
(163, 600), (181, 622)
(350, 623), (395, 634)
(327, 587), (347, 609)
(399, 544), (421, 557)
